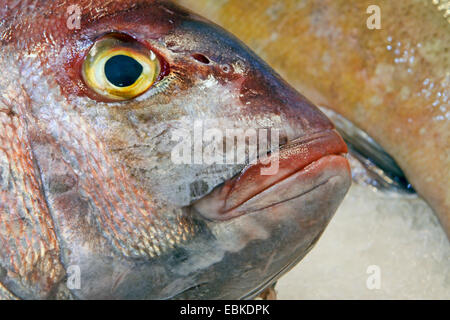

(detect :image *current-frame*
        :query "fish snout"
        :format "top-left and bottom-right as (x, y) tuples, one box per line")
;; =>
(191, 46), (352, 223)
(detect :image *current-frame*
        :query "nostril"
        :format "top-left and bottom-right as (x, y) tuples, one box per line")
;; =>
(221, 64), (231, 73)
(192, 53), (210, 64)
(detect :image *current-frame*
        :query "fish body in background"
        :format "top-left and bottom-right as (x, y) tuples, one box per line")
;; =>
(175, 0), (450, 237)
(0, 0), (350, 299)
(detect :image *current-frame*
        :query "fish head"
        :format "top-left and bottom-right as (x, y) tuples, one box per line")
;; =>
(0, 0), (350, 299)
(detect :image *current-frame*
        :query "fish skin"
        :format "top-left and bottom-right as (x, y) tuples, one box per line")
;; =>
(175, 0), (450, 237)
(0, 0), (350, 299)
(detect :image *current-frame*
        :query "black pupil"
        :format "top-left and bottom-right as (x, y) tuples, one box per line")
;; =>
(104, 55), (143, 87)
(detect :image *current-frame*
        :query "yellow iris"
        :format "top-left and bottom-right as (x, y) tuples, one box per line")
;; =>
(82, 35), (160, 101)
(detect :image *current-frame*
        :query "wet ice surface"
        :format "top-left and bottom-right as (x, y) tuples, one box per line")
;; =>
(277, 184), (450, 299)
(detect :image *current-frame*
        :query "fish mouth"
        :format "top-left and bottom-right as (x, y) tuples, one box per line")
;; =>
(193, 129), (350, 221)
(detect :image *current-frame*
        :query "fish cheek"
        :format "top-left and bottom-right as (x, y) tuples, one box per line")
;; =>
(29, 127), (187, 299)
(86, 80), (238, 207)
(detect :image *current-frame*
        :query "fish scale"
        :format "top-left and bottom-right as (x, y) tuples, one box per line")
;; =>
(0, 97), (65, 299)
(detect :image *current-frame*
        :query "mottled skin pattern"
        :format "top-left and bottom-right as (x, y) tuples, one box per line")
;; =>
(0, 1), (350, 299)
(176, 0), (450, 237)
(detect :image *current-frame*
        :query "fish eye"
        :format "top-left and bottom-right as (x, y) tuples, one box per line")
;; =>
(82, 34), (161, 101)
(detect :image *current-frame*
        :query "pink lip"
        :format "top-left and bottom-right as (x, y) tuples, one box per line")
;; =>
(193, 129), (350, 221)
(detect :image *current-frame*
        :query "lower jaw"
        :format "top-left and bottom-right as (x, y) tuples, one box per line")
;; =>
(200, 159), (351, 300)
